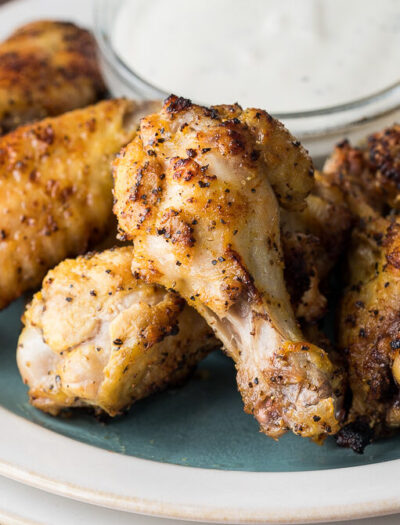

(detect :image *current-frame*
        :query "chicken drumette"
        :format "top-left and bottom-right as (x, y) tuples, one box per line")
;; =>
(0, 98), (159, 310)
(0, 21), (106, 134)
(17, 246), (217, 416)
(113, 96), (344, 440)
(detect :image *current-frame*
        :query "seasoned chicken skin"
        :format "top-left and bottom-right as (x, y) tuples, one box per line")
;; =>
(326, 127), (400, 445)
(281, 170), (352, 322)
(17, 247), (217, 416)
(324, 126), (400, 214)
(0, 21), (106, 134)
(0, 98), (160, 310)
(113, 96), (343, 440)
(338, 208), (400, 437)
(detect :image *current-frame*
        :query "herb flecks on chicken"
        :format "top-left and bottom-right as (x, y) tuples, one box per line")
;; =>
(0, 21), (106, 134)
(324, 125), (400, 214)
(17, 247), (217, 416)
(0, 98), (160, 310)
(113, 95), (344, 441)
(325, 125), (400, 444)
(281, 170), (352, 322)
(340, 213), (400, 432)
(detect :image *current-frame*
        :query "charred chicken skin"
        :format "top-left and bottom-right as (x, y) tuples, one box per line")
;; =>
(325, 126), (400, 447)
(0, 20), (106, 134)
(338, 208), (400, 439)
(17, 246), (217, 416)
(0, 98), (159, 310)
(324, 125), (400, 214)
(281, 170), (352, 322)
(113, 95), (344, 441)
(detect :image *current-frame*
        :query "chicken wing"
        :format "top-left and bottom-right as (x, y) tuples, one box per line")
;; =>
(323, 125), (400, 214)
(326, 126), (400, 448)
(339, 210), (400, 437)
(281, 170), (352, 322)
(113, 95), (344, 441)
(0, 98), (160, 310)
(17, 246), (217, 416)
(0, 20), (106, 134)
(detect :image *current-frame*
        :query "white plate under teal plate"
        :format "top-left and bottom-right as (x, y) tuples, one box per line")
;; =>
(3, 298), (400, 524)
(1, 478), (399, 525)
(2, 1), (400, 523)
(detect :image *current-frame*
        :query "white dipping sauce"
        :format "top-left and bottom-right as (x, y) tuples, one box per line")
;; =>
(112, 0), (400, 113)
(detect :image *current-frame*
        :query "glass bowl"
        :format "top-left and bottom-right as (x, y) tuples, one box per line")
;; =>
(94, 0), (400, 162)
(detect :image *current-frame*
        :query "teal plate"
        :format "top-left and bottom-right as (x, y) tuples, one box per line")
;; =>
(1, 298), (399, 473)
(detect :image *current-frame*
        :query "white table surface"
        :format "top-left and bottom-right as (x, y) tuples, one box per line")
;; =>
(1, 1), (400, 524)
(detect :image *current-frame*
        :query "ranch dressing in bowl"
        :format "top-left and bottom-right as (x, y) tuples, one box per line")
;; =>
(112, 0), (400, 112)
(95, 0), (400, 158)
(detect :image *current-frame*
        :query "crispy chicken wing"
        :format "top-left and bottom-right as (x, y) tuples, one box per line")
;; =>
(324, 125), (400, 214)
(17, 246), (217, 416)
(0, 98), (160, 310)
(0, 20), (106, 134)
(326, 126), (400, 447)
(113, 96), (344, 441)
(337, 205), (400, 446)
(281, 170), (352, 322)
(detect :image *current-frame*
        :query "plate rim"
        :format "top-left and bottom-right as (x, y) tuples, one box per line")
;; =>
(1, 406), (400, 524)
(1, 1), (400, 523)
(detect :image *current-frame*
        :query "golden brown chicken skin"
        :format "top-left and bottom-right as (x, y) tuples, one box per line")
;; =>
(0, 98), (160, 310)
(0, 20), (106, 134)
(17, 247), (217, 416)
(281, 170), (352, 322)
(338, 209), (400, 446)
(324, 125), (400, 213)
(113, 95), (344, 441)
(325, 126), (400, 450)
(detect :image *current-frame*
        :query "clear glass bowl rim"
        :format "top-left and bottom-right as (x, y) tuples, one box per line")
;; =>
(93, 0), (400, 131)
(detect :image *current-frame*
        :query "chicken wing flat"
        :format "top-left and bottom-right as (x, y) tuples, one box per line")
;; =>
(325, 126), (400, 448)
(17, 246), (217, 416)
(113, 95), (344, 441)
(0, 98), (160, 310)
(0, 20), (106, 134)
